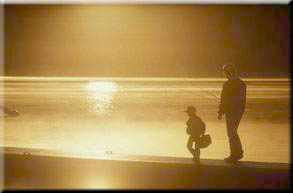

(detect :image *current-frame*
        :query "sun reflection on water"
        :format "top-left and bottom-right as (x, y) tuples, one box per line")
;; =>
(84, 81), (119, 116)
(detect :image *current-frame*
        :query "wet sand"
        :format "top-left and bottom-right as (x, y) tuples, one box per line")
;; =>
(3, 149), (290, 190)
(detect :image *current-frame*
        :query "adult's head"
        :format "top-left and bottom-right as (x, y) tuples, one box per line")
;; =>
(222, 64), (238, 80)
(184, 105), (196, 116)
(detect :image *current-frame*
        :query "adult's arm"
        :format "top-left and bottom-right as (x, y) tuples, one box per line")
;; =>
(240, 81), (247, 114)
(218, 82), (228, 115)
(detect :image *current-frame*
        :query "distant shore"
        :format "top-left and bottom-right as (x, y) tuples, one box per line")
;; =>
(0, 76), (290, 83)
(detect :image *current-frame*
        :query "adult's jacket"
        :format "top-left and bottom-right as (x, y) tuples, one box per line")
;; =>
(219, 78), (246, 115)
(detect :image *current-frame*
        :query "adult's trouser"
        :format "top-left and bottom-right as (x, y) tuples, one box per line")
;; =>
(225, 111), (244, 157)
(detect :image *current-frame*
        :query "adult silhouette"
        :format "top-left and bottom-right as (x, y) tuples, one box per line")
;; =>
(218, 64), (246, 163)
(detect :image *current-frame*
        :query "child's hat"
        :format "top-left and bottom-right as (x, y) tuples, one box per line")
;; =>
(184, 105), (196, 113)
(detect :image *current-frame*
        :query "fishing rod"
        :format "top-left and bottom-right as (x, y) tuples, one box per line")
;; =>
(139, 77), (221, 102)
(184, 78), (221, 102)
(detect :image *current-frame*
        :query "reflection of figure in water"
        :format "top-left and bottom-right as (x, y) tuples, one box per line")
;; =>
(185, 105), (206, 164)
(218, 64), (246, 163)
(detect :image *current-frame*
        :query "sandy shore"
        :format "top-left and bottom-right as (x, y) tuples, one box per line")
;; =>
(3, 150), (290, 190)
